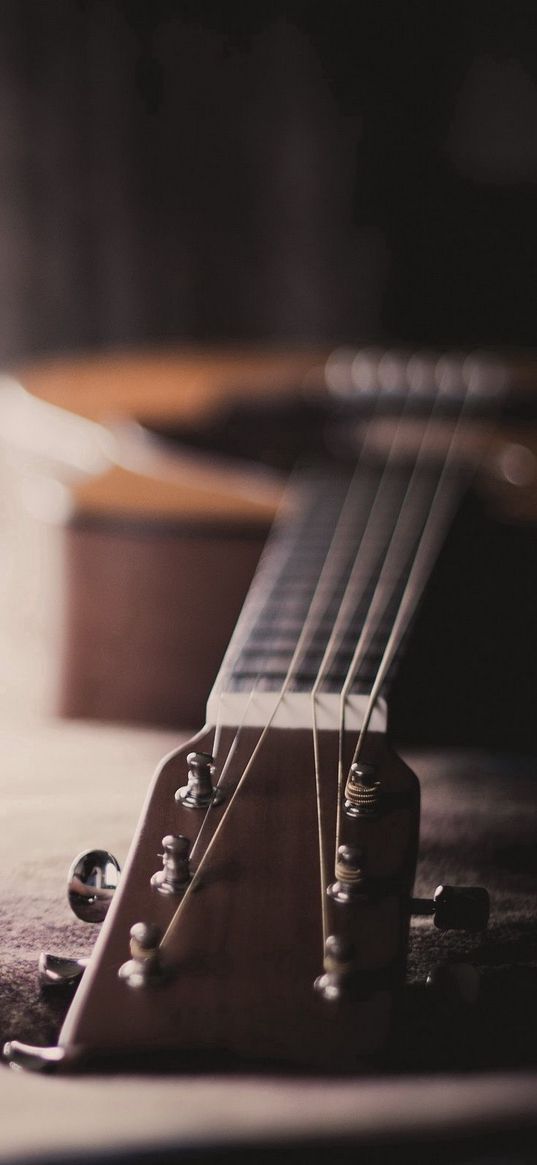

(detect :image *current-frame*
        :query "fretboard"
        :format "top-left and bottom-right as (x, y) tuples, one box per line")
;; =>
(207, 454), (463, 730)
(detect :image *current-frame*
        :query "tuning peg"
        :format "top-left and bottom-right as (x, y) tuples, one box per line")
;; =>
(38, 952), (89, 990)
(118, 922), (166, 989)
(314, 935), (356, 1002)
(175, 752), (223, 810)
(327, 845), (367, 902)
(344, 763), (380, 819)
(67, 849), (121, 923)
(412, 884), (490, 931)
(151, 835), (191, 896)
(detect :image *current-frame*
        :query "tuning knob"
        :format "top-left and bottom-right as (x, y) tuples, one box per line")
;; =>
(412, 884), (490, 931)
(432, 884), (490, 931)
(118, 922), (166, 989)
(38, 952), (89, 990)
(175, 752), (223, 810)
(3, 1041), (66, 1073)
(67, 849), (121, 923)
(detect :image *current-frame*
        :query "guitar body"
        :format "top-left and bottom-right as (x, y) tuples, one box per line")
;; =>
(62, 518), (266, 727)
(11, 347), (323, 728)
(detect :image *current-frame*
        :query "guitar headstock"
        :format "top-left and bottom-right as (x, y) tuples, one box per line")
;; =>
(52, 725), (419, 1073)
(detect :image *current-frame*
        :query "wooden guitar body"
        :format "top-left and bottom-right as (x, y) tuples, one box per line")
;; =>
(10, 347), (324, 727)
(62, 517), (265, 727)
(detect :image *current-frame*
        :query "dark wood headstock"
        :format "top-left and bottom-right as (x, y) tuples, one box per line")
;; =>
(58, 727), (419, 1072)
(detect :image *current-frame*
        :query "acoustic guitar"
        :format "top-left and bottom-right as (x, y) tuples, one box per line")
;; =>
(2, 347), (537, 1136)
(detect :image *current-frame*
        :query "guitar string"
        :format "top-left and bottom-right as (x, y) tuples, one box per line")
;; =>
(160, 469), (375, 949)
(349, 382), (482, 766)
(220, 391), (397, 951)
(162, 363), (498, 962)
(160, 413), (391, 951)
(189, 676), (262, 863)
(308, 393), (421, 940)
(192, 465), (313, 868)
(331, 379), (464, 867)
(161, 375), (470, 954)
(196, 389), (438, 957)
(279, 458), (383, 951)
(306, 371), (442, 710)
(162, 381), (437, 954)
(309, 438), (415, 704)
(211, 464), (306, 762)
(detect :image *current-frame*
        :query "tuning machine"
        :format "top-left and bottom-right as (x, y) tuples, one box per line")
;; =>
(3, 1041), (66, 1073)
(314, 935), (356, 1002)
(67, 848), (121, 923)
(38, 848), (121, 994)
(175, 752), (223, 810)
(118, 922), (167, 988)
(412, 884), (490, 931)
(151, 835), (191, 895)
(38, 952), (89, 991)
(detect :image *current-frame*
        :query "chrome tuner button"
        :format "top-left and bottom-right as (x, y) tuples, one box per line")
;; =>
(151, 835), (191, 896)
(411, 885), (490, 931)
(432, 884), (490, 932)
(38, 952), (89, 990)
(175, 751), (223, 810)
(327, 845), (367, 903)
(118, 922), (166, 989)
(314, 935), (356, 1002)
(3, 1041), (66, 1073)
(67, 849), (121, 923)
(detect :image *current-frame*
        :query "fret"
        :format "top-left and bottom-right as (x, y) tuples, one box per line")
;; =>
(210, 434), (467, 729)
(212, 463), (409, 703)
(228, 672), (378, 694)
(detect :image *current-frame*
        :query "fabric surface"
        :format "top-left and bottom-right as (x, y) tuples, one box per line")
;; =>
(0, 719), (536, 1165)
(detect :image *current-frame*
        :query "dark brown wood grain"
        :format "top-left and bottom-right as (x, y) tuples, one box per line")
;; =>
(59, 728), (419, 1072)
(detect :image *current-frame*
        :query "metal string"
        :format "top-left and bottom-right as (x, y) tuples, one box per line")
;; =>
(211, 464), (305, 761)
(159, 463), (375, 945)
(349, 389), (480, 766)
(330, 380), (466, 871)
(307, 402), (418, 942)
(161, 417), (385, 951)
(163, 383), (434, 952)
(313, 402), (437, 890)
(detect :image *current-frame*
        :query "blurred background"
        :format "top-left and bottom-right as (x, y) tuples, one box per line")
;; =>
(0, 0), (536, 358)
(0, 0), (536, 734)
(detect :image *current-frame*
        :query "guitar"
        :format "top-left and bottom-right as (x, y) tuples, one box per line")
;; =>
(2, 347), (537, 1090)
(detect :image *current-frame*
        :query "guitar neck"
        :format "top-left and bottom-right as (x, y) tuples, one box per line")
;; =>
(207, 451), (464, 732)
